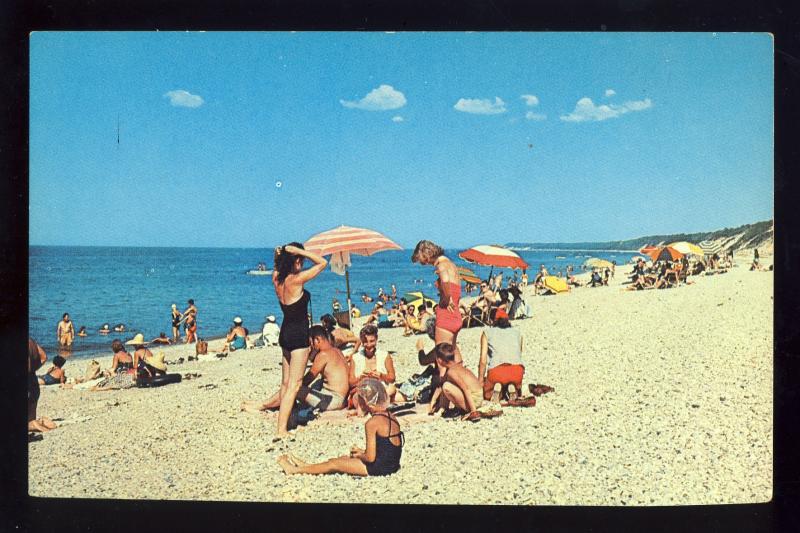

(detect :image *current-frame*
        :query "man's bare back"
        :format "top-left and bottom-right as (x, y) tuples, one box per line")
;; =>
(315, 347), (350, 398)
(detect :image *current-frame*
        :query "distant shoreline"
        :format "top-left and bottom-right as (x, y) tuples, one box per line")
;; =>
(507, 248), (640, 253)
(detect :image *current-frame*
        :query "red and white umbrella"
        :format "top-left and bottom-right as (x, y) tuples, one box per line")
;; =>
(304, 225), (401, 323)
(458, 245), (529, 270)
(304, 225), (402, 257)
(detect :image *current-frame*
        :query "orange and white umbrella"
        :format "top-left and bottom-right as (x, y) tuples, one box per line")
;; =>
(458, 245), (529, 270)
(639, 244), (659, 256)
(304, 225), (402, 257)
(304, 225), (401, 319)
(645, 246), (684, 262)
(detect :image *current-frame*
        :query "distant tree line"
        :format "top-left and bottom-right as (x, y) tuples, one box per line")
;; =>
(506, 219), (773, 251)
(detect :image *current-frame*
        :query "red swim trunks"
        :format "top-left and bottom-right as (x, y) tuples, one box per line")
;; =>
(486, 364), (525, 386)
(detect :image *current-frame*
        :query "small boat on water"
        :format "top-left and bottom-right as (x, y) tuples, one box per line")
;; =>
(246, 269), (273, 276)
(555, 256), (566, 259)
(246, 262), (272, 276)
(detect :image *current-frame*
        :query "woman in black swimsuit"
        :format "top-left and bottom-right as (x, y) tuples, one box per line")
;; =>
(171, 304), (182, 342)
(277, 377), (403, 476)
(265, 242), (327, 438)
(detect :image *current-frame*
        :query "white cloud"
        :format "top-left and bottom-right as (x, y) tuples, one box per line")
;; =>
(525, 111), (546, 121)
(560, 97), (652, 122)
(521, 94), (539, 106)
(392, 115), (404, 122)
(454, 97), (507, 115)
(340, 84), (406, 111)
(164, 90), (204, 108)
(604, 89), (616, 97)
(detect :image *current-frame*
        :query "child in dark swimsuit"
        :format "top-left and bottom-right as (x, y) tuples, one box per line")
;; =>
(277, 377), (403, 476)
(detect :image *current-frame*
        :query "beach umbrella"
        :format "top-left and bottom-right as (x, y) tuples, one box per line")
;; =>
(645, 246), (684, 262)
(458, 245), (529, 271)
(583, 257), (614, 269)
(542, 276), (569, 294)
(699, 240), (723, 256)
(456, 266), (482, 285)
(402, 291), (436, 310)
(304, 225), (402, 320)
(639, 244), (659, 256)
(667, 241), (705, 258)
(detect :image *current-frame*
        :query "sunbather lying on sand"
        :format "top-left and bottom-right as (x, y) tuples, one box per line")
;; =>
(277, 377), (403, 477)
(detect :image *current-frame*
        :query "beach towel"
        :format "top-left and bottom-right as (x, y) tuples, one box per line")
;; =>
(95, 371), (136, 390)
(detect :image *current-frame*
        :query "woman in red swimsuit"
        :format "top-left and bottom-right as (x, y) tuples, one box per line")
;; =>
(411, 240), (464, 367)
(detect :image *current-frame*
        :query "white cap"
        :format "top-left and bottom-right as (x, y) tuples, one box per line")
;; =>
(233, 316), (243, 324)
(266, 315), (276, 322)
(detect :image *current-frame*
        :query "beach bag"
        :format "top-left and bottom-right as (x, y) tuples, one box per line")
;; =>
(287, 404), (318, 430)
(416, 384), (434, 404)
(196, 339), (208, 355)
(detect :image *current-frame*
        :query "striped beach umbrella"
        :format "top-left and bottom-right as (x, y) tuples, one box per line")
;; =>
(458, 245), (529, 270)
(304, 225), (402, 257)
(304, 225), (402, 319)
(699, 240), (722, 256)
(645, 246), (684, 262)
(667, 241), (705, 258)
(456, 266), (482, 285)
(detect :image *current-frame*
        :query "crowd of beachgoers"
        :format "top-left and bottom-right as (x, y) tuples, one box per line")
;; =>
(28, 241), (772, 485)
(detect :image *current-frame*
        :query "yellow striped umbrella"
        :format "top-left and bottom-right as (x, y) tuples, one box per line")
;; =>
(457, 266), (481, 284)
(667, 241), (705, 258)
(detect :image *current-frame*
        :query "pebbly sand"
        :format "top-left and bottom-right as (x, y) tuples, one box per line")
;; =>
(29, 256), (773, 505)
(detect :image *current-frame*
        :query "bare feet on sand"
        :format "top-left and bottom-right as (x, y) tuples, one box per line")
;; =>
(240, 400), (268, 414)
(28, 417), (57, 432)
(278, 455), (299, 474)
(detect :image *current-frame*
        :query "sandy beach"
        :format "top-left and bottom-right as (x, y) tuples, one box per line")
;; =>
(29, 255), (773, 505)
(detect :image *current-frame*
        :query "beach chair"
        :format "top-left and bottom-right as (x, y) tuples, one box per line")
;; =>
(463, 305), (491, 328)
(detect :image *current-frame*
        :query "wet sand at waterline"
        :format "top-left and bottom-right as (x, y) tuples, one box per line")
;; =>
(29, 257), (772, 505)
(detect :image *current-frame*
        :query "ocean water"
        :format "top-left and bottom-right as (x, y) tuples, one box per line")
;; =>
(29, 246), (632, 360)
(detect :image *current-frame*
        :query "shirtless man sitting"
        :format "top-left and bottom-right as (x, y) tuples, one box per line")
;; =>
(428, 342), (483, 419)
(241, 325), (349, 414)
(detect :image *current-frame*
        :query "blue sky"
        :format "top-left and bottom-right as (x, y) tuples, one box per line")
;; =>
(30, 32), (773, 248)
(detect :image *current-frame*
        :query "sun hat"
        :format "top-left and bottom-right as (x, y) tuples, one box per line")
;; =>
(125, 333), (148, 346)
(145, 351), (167, 371)
(233, 316), (243, 324)
(266, 315), (276, 322)
(357, 376), (388, 408)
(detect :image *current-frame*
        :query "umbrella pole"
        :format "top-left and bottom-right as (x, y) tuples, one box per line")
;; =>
(345, 265), (353, 326)
(488, 266), (494, 282)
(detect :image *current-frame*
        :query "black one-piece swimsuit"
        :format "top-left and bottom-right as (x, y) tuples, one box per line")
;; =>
(278, 289), (311, 352)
